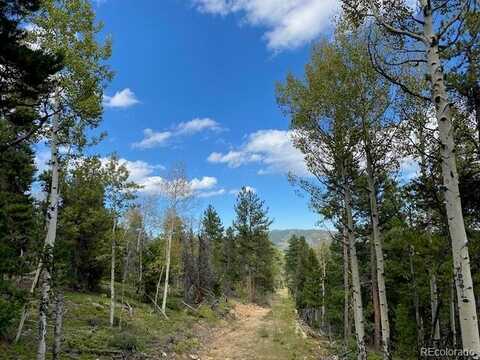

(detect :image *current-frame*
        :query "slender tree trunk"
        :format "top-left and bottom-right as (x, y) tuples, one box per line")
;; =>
(422, 2), (480, 355)
(37, 271), (51, 360)
(154, 265), (165, 308)
(52, 290), (64, 360)
(119, 230), (131, 330)
(419, 124), (441, 345)
(110, 219), (117, 327)
(475, 98), (480, 160)
(371, 238), (381, 350)
(37, 116), (60, 360)
(342, 226), (351, 341)
(135, 225), (144, 295)
(138, 231), (143, 292)
(410, 246), (424, 351)
(451, 279), (457, 348)
(344, 173), (367, 360)
(430, 273), (441, 343)
(321, 254), (326, 330)
(365, 147), (390, 360)
(162, 218), (174, 313)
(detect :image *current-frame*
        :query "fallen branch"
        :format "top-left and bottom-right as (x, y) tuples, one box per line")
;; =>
(182, 301), (199, 312)
(147, 294), (169, 320)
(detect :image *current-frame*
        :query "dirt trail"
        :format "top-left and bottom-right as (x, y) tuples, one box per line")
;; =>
(198, 290), (330, 360)
(199, 302), (271, 360)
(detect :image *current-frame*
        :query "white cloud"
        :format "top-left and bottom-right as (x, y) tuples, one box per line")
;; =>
(190, 176), (218, 191)
(176, 118), (221, 135)
(139, 175), (222, 197)
(132, 129), (172, 149)
(115, 158), (165, 183)
(197, 189), (227, 198)
(114, 160), (223, 198)
(133, 117), (222, 150)
(191, 0), (339, 50)
(103, 88), (140, 108)
(208, 129), (310, 176)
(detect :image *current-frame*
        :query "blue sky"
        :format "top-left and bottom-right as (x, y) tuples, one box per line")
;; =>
(55, 0), (344, 229)
(35, 0), (419, 229)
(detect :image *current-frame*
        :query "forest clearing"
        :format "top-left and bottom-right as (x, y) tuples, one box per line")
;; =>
(2, 1), (480, 360)
(1, 285), (332, 359)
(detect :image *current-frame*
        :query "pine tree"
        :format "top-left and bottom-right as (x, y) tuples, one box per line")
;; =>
(201, 205), (224, 293)
(233, 187), (274, 302)
(0, 143), (37, 336)
(56, 157), (112, 291)
(0, 0), (63, 150)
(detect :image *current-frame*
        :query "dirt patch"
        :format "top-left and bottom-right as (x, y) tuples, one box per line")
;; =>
(198, 302), (271, 360)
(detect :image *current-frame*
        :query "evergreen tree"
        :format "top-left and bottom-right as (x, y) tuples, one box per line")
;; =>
(222, 226), (240, 295)
(233, 187), (274, 302)
(200, 205), (224, 293)
(0, 142), (38, 337)
(56, 157), (112, 291)
(0, 0), (63, 150)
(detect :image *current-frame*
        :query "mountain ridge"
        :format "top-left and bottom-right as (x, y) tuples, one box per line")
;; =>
(269, 229), (333, 250)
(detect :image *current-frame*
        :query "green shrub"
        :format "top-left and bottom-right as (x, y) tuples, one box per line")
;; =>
(197, 304), (217, 323)
(0, 280), (25, 338)
(109, 331), (143, 352)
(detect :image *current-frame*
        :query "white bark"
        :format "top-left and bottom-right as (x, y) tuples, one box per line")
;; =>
(136, 225), (143, 294)
(52, 291), (64, 360)
(451, 280), (457, 348)
(430, 273), (441, 342)
(37, 116), (60, 360)
(119, 229), (131, 330)
(422, 2), (480, 355)
(344, 179), (367, 360)
(342, 227), (351, 341)
(154, 265), (165, 309)
(409, 246), (424, 349)
(109, 219), (117, 327)
(321, 254), (326, 330)
(365, 146), (390, 360)
(161, 219), (174, 313)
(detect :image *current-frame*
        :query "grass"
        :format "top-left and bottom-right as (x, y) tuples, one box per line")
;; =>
(253, 291), (331, 359)
(0, 283), (229, 359)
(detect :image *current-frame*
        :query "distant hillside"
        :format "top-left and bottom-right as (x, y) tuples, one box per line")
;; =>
(269, 229), (334, 250)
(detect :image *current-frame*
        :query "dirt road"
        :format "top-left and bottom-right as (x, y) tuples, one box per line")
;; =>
(198, 290), (330, 360)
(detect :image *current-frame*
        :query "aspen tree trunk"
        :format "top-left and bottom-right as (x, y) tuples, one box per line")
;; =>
(321, 255), (326, 330)
(342, 227), (351, 341)
(419, 126), (441, 344)
(371, 239), (381, 350)
(110, 219), (117, 327)
(451, 280), (457, 347)
(430, 272), (441, 343)
(37, 116), (60, 360)
(138, 231), (143, 291)
(161, 218), (174, 313)
(154, 265), (165, 308)
(410, 246), (424, 350)
(422, 2), (480, 355)
(343, 171), (367, 360)
(136, 224), (144, 295)
(52, 291), (64, 360)
(119, 232), (131, 329)
(365, 147), (390, 360)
